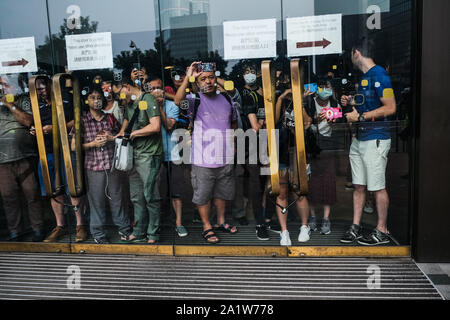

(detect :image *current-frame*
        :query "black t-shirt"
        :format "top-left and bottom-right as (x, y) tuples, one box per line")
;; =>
(38, 91), (74, 154)
(241, 87), (265, 121)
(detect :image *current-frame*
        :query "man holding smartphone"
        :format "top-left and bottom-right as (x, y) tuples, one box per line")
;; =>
(341, 36), (397, 246)
(174, 61), (238, 244)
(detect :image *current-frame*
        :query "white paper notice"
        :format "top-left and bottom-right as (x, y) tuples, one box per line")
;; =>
(66, 32), (113, 71)
(0, 37), (38, 74)
(287, 14), (342, 57)
(223, 19), (276, 60)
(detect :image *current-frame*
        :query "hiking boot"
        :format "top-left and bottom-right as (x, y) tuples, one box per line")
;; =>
(256, 225), (269, 241)
(357, 229), (391, 246)
(308, 216), (318, 231)
(298, 225), (311, 242)
(43, 226), (68, 243)
(75, 225), (89, 242)
(320, 219), (331, 235)
(340, 224), (362, 243)
(280, 230), (292, 246)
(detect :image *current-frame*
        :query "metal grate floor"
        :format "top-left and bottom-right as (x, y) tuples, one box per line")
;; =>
(0, 253), (442, 300)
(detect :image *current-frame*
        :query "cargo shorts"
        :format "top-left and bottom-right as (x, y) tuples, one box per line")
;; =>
(191, 164), (235, 205)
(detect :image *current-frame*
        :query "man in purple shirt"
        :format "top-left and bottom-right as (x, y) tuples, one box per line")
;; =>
(174, 61), (238, 243)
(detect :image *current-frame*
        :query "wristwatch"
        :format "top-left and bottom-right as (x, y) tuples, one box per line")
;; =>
(358, 113), (365, 122)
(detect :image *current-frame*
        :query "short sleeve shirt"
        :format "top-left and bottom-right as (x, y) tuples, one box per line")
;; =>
(161, 99), (180, 162)
(0, 95), (37, 164)
(356, 65), (394, 141)
(124, 92), (163, 157)
(186, 92), (237, 168)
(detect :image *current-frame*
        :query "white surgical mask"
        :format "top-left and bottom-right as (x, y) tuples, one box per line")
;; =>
(244, 73), (257, 85)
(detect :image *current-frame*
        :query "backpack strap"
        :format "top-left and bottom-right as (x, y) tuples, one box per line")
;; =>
(124, 93), (148, 140)
(191, 92), (234, 131)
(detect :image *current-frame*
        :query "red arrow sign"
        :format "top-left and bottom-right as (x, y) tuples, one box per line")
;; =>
(296, 38), (332, 49)
(1, 58), (29, 67)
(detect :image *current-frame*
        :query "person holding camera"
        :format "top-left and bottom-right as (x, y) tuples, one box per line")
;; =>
(116, 77), (163, 244)
(303, 77), (340, 236)
(0, 74), (43, 241)
(341, 37), (397, 246)
(174, 61), (239, 244)
(148, 76), (188, 238)
(70, 85), (130, 244)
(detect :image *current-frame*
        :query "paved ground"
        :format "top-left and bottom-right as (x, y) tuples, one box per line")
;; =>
(416, 263), (450, 299)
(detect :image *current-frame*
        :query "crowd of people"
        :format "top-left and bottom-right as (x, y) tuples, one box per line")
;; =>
(0, 36), (396, 246)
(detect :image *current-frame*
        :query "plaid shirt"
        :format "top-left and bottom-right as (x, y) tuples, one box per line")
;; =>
(71, 111), (120, 171)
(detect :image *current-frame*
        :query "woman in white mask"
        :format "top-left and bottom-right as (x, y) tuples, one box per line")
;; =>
(304, 77), (341, 236)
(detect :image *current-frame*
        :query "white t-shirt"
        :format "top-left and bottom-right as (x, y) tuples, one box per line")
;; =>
(312, 98), (332, 137)
(103, 100), (124, 125)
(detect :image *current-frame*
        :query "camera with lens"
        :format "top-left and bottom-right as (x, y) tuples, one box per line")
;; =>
(197, 62), (216, 73)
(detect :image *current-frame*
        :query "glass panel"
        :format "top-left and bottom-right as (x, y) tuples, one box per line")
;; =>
(46, 0), (166, 245)
(0, 0), (54, 243)
(159, 0), (283, 246)
(0, 0), (414, 250)
(282, 0), (412, 245)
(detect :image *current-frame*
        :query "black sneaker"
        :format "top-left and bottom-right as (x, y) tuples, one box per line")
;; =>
(266, 220), (281, 234)
(94, 237), (110, 244)
(340, 224), (362, 243)
(357, 229), (391, 246)
(256, 225), (270, 240)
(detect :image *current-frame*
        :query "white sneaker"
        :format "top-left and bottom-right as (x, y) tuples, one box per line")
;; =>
(280, 230), (292, 246)
(298, 225), (311, 242)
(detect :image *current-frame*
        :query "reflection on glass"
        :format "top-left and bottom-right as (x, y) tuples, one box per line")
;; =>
(0, 0), (413, 248)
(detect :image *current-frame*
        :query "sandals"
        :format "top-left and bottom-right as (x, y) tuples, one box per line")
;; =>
(216, 223), (238, 234)
(202, 229), (219, 244)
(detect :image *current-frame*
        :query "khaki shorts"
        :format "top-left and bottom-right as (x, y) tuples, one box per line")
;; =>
(191, 164), (235, 205)
(349, 138), (391, 192)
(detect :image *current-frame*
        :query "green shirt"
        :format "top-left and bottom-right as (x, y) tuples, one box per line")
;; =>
(124, 92), (163, 157)
(0, 96), (37, 164)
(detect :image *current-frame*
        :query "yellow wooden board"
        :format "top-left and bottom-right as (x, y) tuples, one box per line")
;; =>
(52, 74), (84, 197)
(290, 59), (309, 195)
(261, 60), (280, 196)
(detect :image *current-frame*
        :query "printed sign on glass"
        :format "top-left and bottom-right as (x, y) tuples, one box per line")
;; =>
(223, 19), (277, 60)
(65, 32), (113, 71)
(0, 37), (38, 74)
(287, 14), (342, 57)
